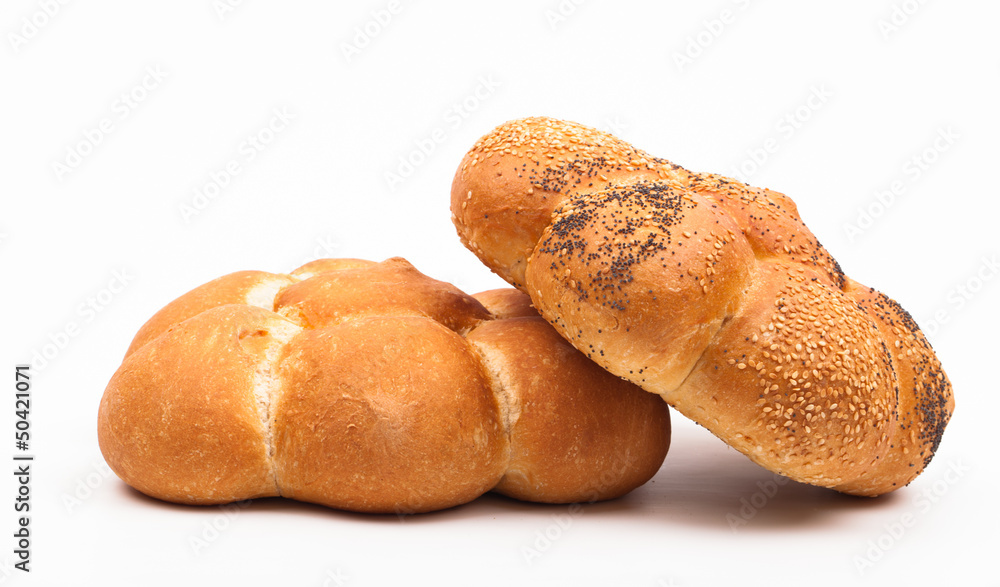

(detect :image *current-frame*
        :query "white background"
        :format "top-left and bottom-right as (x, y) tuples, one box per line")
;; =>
(1, 1), (997, 585)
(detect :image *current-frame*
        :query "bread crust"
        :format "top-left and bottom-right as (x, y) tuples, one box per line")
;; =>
(98, 305), (299, 503)
(451, 117), (954, 496)
(274, 316), (506, 513)
(467, 315), (670, 503)
(274, 257), (489, 333)
(471, 288), (538, 319)
(124, 271), (296, 357)
(98, 257), (670, 511)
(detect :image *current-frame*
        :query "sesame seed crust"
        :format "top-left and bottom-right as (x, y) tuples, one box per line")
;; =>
(451, 116), (954, 496)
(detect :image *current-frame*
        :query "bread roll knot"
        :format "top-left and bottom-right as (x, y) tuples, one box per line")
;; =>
(98, 257), (670, 512)
(452, 117), (954, 496)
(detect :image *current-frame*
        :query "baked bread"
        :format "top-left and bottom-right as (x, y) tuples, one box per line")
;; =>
(98, 257), (670, 513)
(451, 116), (954, 496)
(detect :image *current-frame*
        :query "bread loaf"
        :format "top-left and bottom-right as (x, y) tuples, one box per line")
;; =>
(451, 116), (954, 496)
(98, 257), (670, 513)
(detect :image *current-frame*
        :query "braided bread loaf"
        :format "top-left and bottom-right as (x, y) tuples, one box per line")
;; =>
(451, 117), (954, 496)
(98, 257), (669, 513)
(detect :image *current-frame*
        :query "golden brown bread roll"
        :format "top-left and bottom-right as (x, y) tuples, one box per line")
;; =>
(451, 116), (954, 496)
(98, 257), (670, 512)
